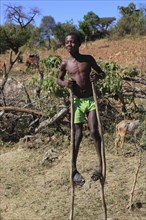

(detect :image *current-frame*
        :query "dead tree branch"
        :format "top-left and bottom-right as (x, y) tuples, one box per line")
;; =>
(123, 86), (146, 95)
(0, 51), (21, 106)
(35, 106), (69, 133)
(22, 83), (32, 106)
(5, 4), (39, 29)
(36, 59), (44, 98)
(124, 94), (146, 99)
(0, 51), (20, 92)
(123, 77), (146, 85)
(0, 106), (46, 116)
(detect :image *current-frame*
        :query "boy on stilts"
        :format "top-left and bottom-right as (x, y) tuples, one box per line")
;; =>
(57, 31), (106, 186)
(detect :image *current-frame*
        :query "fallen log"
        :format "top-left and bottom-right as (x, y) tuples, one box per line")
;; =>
(123, 93), (146, 99)
(0, 106), (46, 116)
(35, 106), (69, 133)
(123, 77), (146, 85)
(123, 86), (146, 95)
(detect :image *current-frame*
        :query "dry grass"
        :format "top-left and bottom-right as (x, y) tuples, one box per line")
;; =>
(0, 133), (146, 220)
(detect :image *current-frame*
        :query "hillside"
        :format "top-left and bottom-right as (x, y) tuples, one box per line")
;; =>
(0, 37), (146, 220)
(35, 36), (146, 80)
(0, 37), (146, 77)
(48, 37), (146, 72)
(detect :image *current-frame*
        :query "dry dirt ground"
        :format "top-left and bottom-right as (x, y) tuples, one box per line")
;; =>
(0, 134), (145, 220)
(0, 37), (146, 220)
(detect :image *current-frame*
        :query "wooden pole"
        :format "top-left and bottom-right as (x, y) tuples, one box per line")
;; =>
(92, 82), (107, 220)
(127, 152), (142, 210)
(69, 90), (75, 220)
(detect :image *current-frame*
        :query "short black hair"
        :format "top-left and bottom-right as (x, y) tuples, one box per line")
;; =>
(65, 31), (85, 46)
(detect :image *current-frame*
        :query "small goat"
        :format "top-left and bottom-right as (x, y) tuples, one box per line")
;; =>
(115, 119), (140, 153)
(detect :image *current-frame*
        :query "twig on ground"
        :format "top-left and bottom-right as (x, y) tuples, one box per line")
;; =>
(127, 152), (142, 210)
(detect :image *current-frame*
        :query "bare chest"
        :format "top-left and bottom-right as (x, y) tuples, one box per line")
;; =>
(66, 60), (91, 75)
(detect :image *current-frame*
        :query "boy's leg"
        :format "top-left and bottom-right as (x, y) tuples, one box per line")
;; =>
(72, 123), (83, 172)
(87, 110), (102, 180)
(73, 99), (86, 185)
(72, 123), (85, 186)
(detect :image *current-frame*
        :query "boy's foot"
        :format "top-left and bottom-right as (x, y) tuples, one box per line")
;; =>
(72, 170), (85, 186)
(91, 169), (102, 181)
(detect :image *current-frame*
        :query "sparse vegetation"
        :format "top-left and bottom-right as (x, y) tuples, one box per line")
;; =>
(0, 36), (146, 220)
(0, 2), (146, 219)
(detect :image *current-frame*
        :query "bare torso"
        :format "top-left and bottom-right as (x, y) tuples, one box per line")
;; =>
(65, 55), (93, 98)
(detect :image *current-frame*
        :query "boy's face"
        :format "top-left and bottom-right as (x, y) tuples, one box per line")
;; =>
(65, 35), (80, 53)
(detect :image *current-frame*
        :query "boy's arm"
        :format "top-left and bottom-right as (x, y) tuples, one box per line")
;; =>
(90, 56), (105, 80)
(57, 61), (67, 87)
(57, 61), (75, 89)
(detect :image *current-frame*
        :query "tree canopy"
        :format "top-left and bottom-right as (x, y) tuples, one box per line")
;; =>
(1, 4), (39, 53)
(54, 20), (78, 45)
(114, 3), (146, 36)
(0, 2), (145, 53)
(39, 16), (56, 45)
(79, 11), (116, 40)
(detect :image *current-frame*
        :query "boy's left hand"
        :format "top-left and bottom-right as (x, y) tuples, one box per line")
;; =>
(90, 72), (97, 82)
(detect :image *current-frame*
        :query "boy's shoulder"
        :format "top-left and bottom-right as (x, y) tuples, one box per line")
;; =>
(80, 54), (94, 61)
(60, 59), (68, 71)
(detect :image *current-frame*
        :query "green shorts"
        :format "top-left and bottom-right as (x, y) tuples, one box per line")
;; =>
(74, 96), (95, 124)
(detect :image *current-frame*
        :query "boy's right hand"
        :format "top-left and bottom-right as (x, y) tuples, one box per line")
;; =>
(66, 78), (76, 89)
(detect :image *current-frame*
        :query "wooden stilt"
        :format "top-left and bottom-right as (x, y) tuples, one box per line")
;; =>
(69, 91), (75, 220)
(92, 82), (107, 220)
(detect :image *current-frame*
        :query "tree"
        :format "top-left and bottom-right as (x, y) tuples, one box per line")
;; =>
(0, 24), (32, 54)
(0, 26), (9, 53)
(78, 20), (91, 43)
(99, 17), (116, 31)
(5, 4), (39, 28)
(115, 3), (146, 36)
(39, 16), (56, 48)
(79, 11), (116, 40)
(83, 11), (100, 37)
(54, 20), (78, 46)
(1, 4), (39, 53)
(27, 27), (41, 48)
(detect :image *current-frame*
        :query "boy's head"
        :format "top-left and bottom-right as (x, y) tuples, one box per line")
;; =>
(65, 32), (83, 47)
